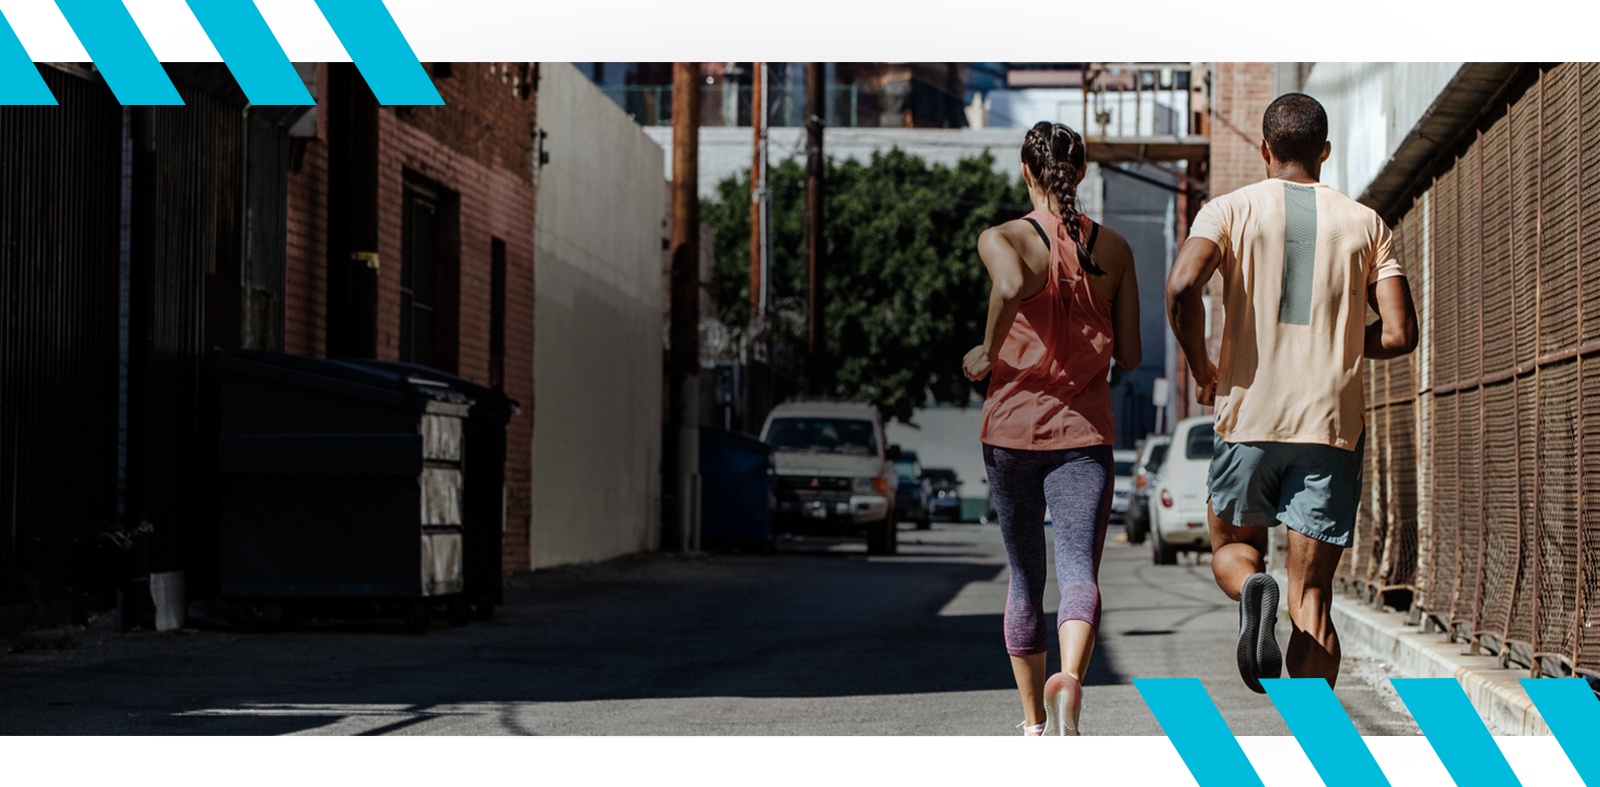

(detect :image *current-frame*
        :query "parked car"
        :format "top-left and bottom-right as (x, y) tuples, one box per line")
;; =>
(893, 450), (933, 530)
(1125, 435), (1171, 545)
(1149, 417), (1216, 565)
(761, 400), (899, 555)
(923, 467), (963, 521)
(1110, 449), (1138, 525)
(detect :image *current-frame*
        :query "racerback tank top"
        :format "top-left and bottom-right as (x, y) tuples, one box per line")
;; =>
(979, 209), (1116, 450)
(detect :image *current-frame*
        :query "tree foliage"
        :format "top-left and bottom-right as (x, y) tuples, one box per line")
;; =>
(702, 148), (1031, 425)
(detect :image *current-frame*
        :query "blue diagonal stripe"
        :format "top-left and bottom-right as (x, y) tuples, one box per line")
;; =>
(1521, 678), (1600, 785)
(1391, 678), (1522, 787)
(1262, 678), (1390, 787)
(54, 0), (182, 105)
(0, 9), (57, 104)
(1135, 678), (1264, 787)
(184, 0), (311, 105)
(312, 0), (440, 106)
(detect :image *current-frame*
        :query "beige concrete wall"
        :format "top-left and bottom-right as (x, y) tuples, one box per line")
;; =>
(1296, 63), (1463, 199)
(531, 63), (666, 569)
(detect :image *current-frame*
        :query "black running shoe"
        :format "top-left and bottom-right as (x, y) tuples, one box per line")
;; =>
(1236, 573), (1282, 693)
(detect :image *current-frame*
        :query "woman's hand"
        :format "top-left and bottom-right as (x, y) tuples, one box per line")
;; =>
(963, 345), (994, 381)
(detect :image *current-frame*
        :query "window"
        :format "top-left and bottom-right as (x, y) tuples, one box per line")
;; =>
(893, 458), (923, 481)
(764, 418), (879, 456)
(400, 176), (459, 370)
(1145, 444), (1169, 472)
(1185, 423), (1216, 460)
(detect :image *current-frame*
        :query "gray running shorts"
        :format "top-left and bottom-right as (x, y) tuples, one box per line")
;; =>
(1208, 431), (1365, 548)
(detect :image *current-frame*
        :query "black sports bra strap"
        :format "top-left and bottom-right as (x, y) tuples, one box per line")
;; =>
(1026, 216), (1100, 254)
(1023, 217), (1051, 249)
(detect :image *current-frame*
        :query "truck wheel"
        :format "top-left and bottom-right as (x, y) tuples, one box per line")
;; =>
(1152, 535), (1178, 566)
(867, 517), (897, 556)
(1126, 513), (1147, 544)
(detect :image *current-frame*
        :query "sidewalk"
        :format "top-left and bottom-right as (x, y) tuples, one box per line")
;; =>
(1328, 595), (1551, 736)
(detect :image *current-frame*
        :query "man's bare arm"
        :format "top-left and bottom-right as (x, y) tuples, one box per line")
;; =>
(1166, 237), (1224, 405)
(1365, 277), (1419, 360)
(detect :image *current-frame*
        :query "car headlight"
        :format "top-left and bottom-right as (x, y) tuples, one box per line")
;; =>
(853, 476), (875, 493)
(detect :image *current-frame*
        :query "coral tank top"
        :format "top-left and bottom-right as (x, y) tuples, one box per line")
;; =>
(980, 209), (1116, 451)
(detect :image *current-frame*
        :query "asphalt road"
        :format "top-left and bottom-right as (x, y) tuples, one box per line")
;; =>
(0, 521), (1418, 735)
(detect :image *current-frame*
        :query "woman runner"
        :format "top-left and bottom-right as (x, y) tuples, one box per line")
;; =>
(962, 121), (1141, 736)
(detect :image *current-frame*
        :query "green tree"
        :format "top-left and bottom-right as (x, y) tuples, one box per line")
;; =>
(702, 148), (1031, 425)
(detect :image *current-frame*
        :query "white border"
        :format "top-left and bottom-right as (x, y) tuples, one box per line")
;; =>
(2, 0), (1599, 62)
(0, 734), (1589, 785)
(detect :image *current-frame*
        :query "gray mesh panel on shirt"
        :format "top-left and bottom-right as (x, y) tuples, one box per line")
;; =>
(1279, 183), (1318, 326)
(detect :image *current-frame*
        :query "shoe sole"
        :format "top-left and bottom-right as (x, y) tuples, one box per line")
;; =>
(1042, 673), (1082, 736)
(1237, 574), (1281, 694)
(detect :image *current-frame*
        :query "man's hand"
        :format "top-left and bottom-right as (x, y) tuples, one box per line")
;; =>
(1167, 236), (1225, 409)
(1193, 357), (1218, 407)
(963, 345), (994, 381)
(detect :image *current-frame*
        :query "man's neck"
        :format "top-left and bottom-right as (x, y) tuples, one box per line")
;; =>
(1269, 163), (1320, 184)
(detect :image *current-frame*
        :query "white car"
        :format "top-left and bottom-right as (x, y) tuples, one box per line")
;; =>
(761, 400), (899, 555)
(1125, 435), (1171, 545)
(1110, 449), (1138, 524)
(1149, 416), (1216, 565)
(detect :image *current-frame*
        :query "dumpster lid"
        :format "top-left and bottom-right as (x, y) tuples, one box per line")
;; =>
(347, 360), (519, 421)
(208, 350), (475, 412)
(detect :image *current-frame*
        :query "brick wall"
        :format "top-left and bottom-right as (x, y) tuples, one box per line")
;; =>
(285, 69), (329, 357)
(1175, 62), (1278, 420)
(1208, 62), (1277, 197)
(285, 63), (539, 573)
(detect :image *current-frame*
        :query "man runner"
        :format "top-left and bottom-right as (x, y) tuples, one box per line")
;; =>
(1166, 93), (1418, 691)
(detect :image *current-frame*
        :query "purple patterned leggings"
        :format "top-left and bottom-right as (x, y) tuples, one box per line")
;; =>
(983, 444), (1113, 656)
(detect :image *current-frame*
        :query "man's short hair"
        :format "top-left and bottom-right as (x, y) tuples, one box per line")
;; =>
(1262, 93), (1328, 167)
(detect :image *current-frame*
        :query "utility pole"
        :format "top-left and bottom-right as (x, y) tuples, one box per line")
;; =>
(804, 62), (825, 394)
(748, 62), (765, 319)
(747, 62), (769, 430)
(669, 62), (702, 553)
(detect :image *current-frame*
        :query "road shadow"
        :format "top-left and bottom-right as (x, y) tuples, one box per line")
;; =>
(0, 544), (1127, 734)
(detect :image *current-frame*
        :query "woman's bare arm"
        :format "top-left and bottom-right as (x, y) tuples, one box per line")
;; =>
(963, 226), (1028, 381)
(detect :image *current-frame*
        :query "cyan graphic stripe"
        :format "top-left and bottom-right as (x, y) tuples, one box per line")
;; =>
(1262, 678), (1390, 787)
(1134, 678), (1264, 787)
(53, 0), (182, 105)
(184, 0), (312, 105)
(1391, 678), (1522, 787)
(1279, 182), (1317, 325)
(312, 0), (441, 106)
(1520, 678), (1600, 785)
(0, 9), (57, 104)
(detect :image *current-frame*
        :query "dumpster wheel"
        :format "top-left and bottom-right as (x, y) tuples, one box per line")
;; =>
(403, 602), (433, 635)
(446, 599), (473, 628)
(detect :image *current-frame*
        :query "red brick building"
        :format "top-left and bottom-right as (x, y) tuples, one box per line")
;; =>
(283, 63), (539, 572)
(1174, 62), (1277, 420)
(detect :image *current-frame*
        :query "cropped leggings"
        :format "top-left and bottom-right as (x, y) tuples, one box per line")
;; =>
(983, 443), (1114, 656)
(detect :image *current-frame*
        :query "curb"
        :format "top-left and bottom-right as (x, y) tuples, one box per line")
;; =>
(1328, 594), (1549, 736)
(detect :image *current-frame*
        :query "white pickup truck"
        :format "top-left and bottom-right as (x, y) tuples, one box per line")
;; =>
(760, 400), (899, 555)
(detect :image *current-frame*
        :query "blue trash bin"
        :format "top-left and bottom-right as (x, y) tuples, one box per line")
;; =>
(698, 427), (774, 551)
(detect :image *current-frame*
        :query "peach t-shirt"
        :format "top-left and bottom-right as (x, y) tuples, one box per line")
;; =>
(1188, 178), (1405, 451)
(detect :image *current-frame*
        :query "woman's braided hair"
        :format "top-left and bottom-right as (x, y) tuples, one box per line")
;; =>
(1022, 121), (1105, 276)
